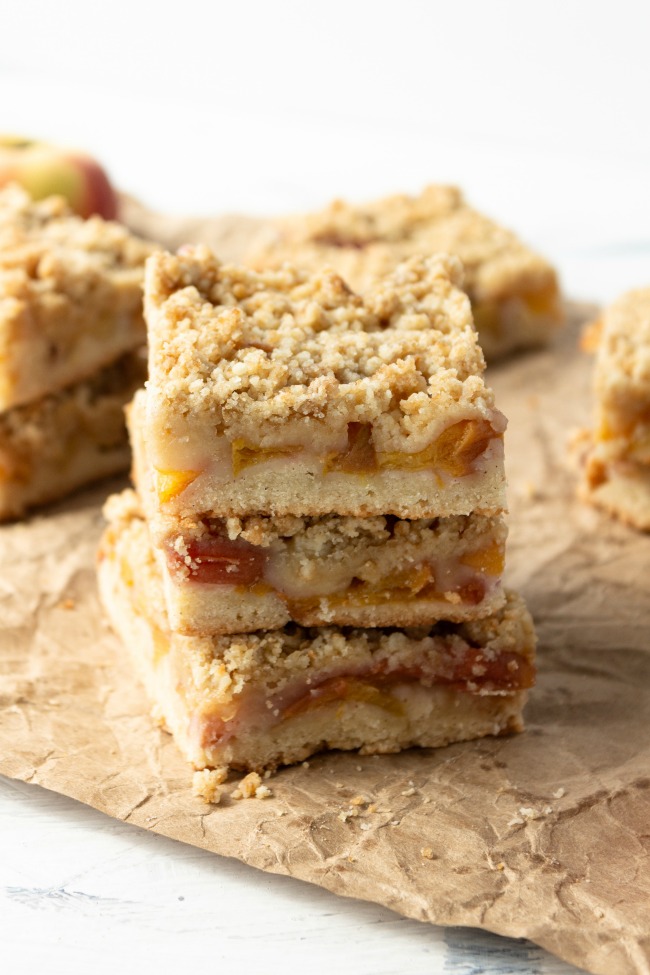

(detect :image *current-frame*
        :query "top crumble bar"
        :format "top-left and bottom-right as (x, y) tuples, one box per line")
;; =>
(141, 246), (506, 521)
(0, 184), (155, 409)
(246, 184), (563, 360)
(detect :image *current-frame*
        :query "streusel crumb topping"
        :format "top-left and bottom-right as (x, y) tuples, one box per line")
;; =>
(145, 245), (491, 429)
(247, 184), (557, 302)
(0, 183), (155, 299)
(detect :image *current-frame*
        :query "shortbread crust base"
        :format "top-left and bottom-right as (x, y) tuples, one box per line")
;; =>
(0, 184), (154, 410)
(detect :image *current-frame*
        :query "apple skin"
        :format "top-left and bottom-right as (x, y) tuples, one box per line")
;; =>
(0, 136), (118, 220)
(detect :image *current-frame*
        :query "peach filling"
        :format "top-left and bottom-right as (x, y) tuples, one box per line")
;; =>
(231, 440), (297, 477)
(196, 649), (535, 749)
(285, 567), (488, 614)
(377, 419), (498, 477)
(156, 468), (200, 503)
(230, 418), (500, 480)
(165, 533), (503, 610)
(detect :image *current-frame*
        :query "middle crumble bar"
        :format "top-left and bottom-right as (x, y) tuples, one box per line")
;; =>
(107, 490), (507, 635)
(142, 246), (507, 527)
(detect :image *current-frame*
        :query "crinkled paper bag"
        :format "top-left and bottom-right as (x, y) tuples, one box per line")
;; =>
(1, 201), (649, 975)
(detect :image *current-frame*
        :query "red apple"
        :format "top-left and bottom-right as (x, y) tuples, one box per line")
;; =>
(0, 135), (118, 220)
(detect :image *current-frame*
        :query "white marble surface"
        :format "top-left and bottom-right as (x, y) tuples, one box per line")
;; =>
(2, 4), (650, 971)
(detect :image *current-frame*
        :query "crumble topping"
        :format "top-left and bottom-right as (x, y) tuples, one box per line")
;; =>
(145, 246), (494, 438)
(181, 509), (503, 550)
(247, 184), (558, 304)
(0, 183), (155, 296)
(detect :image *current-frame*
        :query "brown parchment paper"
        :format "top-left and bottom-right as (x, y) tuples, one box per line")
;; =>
(2, 202), (650, 975)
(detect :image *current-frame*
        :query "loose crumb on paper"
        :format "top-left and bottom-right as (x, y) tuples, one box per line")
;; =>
(192, 767), (228, 804)
(508, 804), (555, 827)
(231, 771), (274, 800)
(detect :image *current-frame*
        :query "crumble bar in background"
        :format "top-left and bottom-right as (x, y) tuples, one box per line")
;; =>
(246, 184), (564, 361)
(0, 352), (145, 520)
(0, 184), (156, 520)
(580, 287), (650, 530)
(141, 246), (507, 529)
(98, 497), (535, 774)
(0, 184), (153, 409)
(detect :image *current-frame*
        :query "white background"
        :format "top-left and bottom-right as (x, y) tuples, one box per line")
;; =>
(1, 3), (648, 972)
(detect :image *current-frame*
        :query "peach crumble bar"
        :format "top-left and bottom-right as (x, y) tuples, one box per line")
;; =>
(0, 350), (145, 520)
(142, 247), (507, 530)
(105, 489), (507, 634)
(581, 288), (650, 530)
(0, 183), (155, 410)
(98, 497), (535, 773)
(247, 185), (564, 360)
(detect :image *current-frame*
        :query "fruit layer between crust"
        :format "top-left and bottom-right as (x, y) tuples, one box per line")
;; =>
(97, 506), (535, 774)
(131, 392), (506, 527)
(105, 489), (508, 635)
(245, 183), (564, 360)
(0, 349), (146, 520)
(0, 184), (155, 409)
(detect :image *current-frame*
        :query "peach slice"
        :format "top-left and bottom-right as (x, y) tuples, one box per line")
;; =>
(155, 468), (200, 503)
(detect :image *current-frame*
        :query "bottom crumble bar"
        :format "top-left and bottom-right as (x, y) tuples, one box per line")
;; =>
(98, 500), (536, 774)
(0, 350), (145, 520)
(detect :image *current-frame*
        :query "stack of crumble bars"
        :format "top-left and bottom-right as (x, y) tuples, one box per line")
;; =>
(0, 185), (154, 520)
(582, 288), (650, 530)
(99, 245), (536, 776)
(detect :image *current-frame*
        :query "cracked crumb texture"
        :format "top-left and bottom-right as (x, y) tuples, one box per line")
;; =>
(246, 184), (563, 358)
(144, 245), (494, 431)
(0, 183), (151, 269)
